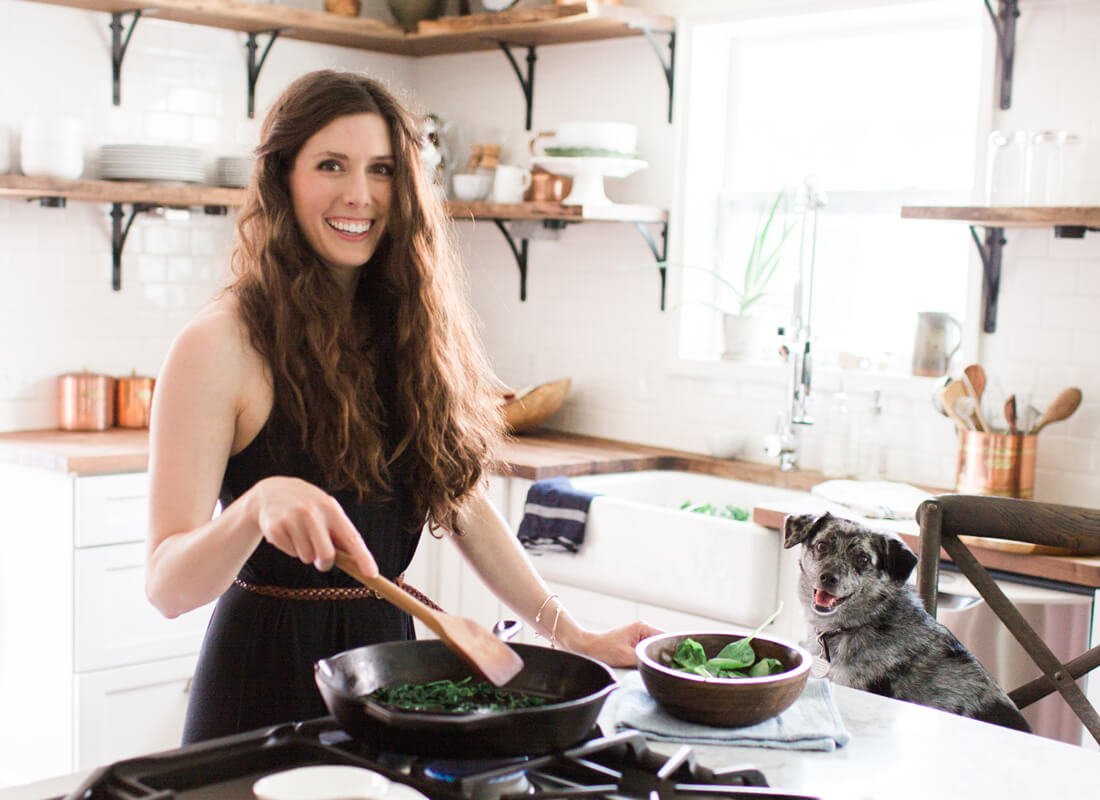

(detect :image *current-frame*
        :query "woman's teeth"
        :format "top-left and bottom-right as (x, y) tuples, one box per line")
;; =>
(327, 219), (372, 235)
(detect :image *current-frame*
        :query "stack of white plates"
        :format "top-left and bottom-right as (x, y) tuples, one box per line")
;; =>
(215, 156), (252, 188)
(98, 144), (204, 183)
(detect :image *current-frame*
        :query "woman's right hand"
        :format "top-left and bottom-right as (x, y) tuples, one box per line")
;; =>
(247, 475), (379, 578)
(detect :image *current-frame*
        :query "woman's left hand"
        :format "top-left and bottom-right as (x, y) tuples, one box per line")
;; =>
(570, 621), (663, 668)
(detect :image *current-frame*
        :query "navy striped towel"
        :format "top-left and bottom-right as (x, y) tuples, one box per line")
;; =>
(516, 476), (599, 553)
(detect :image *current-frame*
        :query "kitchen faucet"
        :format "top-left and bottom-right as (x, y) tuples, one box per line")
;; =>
(765, 177), (827, 471)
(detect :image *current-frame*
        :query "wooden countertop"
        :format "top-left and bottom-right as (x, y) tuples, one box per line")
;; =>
(3, 427), (1098, 588)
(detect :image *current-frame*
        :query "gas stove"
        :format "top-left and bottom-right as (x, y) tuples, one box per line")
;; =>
(61, 718), (819, 800)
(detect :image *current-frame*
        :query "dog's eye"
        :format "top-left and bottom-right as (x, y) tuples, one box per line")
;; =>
(813, 540), (829, 554)
(856, 553), (872, 570)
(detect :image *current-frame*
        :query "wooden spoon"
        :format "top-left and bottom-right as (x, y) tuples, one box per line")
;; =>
(1004, 394), (1018, 435)
(333, 551), (524, 687)
(963, 364), (987, 402)
(1030, 387), (1083, 435)
(939, 380), (973, 432)
(959, 372), (991, 432)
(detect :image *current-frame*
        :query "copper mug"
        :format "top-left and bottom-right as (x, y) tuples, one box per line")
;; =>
(526, 171), (573, 202)
(116, 373), (156, 428)
(57, 372), (115, 431)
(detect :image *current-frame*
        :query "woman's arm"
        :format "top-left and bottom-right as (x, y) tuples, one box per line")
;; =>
(451, 489), (660, 667)
(144, 300), (377, 619)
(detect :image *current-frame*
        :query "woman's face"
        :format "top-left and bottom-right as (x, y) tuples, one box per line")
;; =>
(288, 112), (394, 280)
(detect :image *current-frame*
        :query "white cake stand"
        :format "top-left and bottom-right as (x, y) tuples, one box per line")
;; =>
(530, 156), (648, 205)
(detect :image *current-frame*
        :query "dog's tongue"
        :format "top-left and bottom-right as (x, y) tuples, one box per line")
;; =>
(815, 588), (839, 608)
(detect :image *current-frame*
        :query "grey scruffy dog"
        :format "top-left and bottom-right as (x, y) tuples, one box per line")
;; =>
(784, 511), (1031, 732)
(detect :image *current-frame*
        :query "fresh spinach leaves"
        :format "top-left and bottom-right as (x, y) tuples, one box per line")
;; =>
(367, 677), (550, 713)
(667, 604), (786, 679)
(679, 500), (750, 521)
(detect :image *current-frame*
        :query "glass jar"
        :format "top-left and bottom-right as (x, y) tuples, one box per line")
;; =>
(985, 130), (1027, 206)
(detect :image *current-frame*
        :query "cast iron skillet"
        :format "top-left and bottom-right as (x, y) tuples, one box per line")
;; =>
(314, 640), (618, 757)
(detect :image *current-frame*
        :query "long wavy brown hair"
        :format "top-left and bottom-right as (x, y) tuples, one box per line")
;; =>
(227, 69), (503, 533)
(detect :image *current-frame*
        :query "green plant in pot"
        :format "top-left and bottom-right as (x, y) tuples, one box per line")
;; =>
(387, 0), (445, 32)
(690, 190), (794, 361)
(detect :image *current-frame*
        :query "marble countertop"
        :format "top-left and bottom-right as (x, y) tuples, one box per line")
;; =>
(2, 681), (1096, 800)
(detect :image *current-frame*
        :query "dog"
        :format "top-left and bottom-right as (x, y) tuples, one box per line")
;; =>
(783, 511), (1031, 732)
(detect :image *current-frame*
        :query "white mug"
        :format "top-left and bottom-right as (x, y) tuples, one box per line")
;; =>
(491, 164), (532, 203)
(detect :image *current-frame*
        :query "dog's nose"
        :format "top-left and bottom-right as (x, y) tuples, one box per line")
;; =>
(820, 572), (839, 589)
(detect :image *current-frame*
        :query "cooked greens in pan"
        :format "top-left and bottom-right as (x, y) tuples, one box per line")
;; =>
(367, 677), (551, 713)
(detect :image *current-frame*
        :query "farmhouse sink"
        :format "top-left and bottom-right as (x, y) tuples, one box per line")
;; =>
(525, 470), (809, 638)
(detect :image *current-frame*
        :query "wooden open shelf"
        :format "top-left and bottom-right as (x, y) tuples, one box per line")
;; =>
(901, 206), (1100, 228)
(0, 174), (244, 207)
(25, 0), (672, 56)
(0, 175), (667, 222)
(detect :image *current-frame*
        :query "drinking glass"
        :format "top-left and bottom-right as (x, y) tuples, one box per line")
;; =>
(985, 130), (1027, 205)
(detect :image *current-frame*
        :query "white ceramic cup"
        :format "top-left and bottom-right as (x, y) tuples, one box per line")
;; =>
(491, 164), (532, 203)
(0, 125), (11, 174)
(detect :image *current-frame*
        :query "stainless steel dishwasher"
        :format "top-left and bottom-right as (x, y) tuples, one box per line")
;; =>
(935, 568), (1094, 745)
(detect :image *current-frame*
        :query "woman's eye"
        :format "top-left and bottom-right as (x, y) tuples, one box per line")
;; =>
(370, 162), (394, 177)
(318, 159), (343, 172)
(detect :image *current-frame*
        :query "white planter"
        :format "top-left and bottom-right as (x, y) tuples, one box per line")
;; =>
(721, 313), (766, 361)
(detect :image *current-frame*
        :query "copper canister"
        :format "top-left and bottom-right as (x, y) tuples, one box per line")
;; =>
(115, 373), (156, 429)
(57, 372), (115, 431)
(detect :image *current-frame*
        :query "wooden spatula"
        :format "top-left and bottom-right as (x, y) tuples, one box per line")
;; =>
(333, 551), (524, 687)
(939, 379), (973, 433)
(1030, 387), (1083, 434)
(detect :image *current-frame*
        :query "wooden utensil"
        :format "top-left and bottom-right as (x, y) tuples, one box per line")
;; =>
(333, 551), (524, 687)
(1030, 387), (1083, 434)
(1004, 394), (1018, 435)
(960, 373), (991, 432)
(963, 364), (987, 402)
(940, 379), (973, 432)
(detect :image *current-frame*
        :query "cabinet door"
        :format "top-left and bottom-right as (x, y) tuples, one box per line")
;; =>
(75, 542), (213, 672)
(74, 472), (150, 547)
(74, 654), (198, 770)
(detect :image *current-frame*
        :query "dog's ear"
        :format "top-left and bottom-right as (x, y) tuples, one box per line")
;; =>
(783, 511), (832, 548)
(879, 533), (918, 582)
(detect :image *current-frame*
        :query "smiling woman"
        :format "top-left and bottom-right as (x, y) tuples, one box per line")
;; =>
(142, 69), (659, 747)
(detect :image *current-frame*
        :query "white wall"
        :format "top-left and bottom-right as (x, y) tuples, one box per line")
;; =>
(1, 0), (1098, 506)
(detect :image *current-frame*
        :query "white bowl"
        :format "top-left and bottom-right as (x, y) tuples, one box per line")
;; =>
(451, 172), (491, 201)
(253, 765), (390, 800)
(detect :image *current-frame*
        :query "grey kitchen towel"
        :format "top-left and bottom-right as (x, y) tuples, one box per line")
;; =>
(516, 476), (599, 553)
(610, 671), (849, 751)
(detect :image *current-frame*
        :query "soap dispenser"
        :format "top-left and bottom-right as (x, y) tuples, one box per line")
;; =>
(856, 389), (886, 481)
(822, 381), (854, 478)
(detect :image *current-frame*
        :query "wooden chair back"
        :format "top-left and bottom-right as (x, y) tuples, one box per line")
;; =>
(915, 494), (1100, 745)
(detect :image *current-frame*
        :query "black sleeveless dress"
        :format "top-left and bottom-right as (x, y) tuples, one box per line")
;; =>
(181, 411), (423, 743)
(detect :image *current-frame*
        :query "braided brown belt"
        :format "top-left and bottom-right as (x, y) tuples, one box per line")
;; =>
(232, 574), (444, 611)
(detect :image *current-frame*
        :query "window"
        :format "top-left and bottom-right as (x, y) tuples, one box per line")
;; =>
(674, 0), (984, 374)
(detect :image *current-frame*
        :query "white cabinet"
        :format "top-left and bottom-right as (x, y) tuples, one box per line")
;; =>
(0, 465), (212, 787)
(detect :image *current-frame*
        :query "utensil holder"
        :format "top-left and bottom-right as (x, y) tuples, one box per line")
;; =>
(955, 430), (1037, 499)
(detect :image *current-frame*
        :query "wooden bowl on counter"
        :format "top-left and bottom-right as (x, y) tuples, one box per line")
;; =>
(500, 378), (571, 434)
(636, 631), (811, 727)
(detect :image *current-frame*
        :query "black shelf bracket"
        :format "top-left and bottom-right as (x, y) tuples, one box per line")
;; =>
(110, 202), (155, 291)
(985, 0), (1020, 110)
(245, 30), (282, 119)
(491, 219), (530, 300)
(639, 27), (676, 123)
(110, 10), (143, 106)
(495, 42), (537, 131)
(969, 224), (1005, 334)
(633, 220), (669, 309)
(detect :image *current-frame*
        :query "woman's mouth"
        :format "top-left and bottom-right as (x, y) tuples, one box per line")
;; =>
(326, 217), (373, 240)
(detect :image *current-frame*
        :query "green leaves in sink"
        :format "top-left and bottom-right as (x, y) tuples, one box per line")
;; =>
(679, 499), (750, 521)
(667, 604), (786, 679)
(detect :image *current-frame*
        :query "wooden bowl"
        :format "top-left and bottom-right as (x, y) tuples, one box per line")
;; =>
(636, 631), (812, 727)
(500, 378), (571, 434)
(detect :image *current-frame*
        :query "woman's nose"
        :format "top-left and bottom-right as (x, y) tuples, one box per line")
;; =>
(341, 172), (371, 206)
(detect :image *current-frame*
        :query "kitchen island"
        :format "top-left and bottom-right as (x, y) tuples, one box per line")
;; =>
(0, 678), (1096, 799)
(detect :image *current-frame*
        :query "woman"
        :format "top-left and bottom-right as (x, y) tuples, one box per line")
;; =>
(145, 69), (659, 744)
